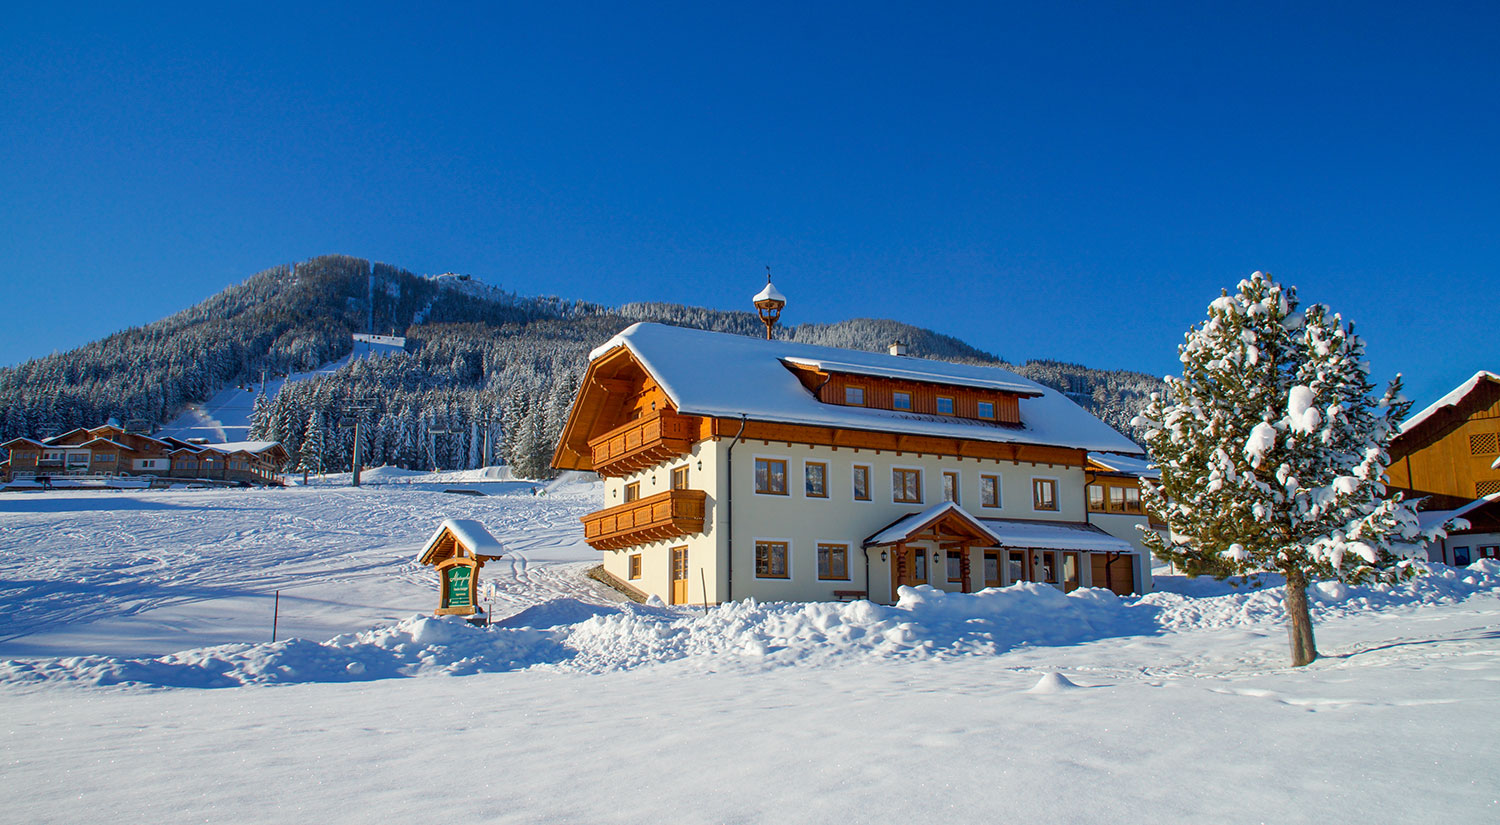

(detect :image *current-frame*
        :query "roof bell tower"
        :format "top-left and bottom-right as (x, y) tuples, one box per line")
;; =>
(753, 266), (786, 340)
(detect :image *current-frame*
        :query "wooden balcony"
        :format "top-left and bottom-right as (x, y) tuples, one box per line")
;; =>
(588, 410), (699, 476)
(581, 489), (707, 551)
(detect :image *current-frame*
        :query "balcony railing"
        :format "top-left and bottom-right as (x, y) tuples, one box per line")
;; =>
(581, 489), (707, 551)
(587, 410), (698, 476)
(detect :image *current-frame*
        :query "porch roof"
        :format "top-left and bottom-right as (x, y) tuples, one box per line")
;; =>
(863, 501), (1005, 548)
(978, 518), (1137, 553)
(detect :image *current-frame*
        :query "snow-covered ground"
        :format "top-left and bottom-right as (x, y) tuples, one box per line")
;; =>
(157, 336), (406, 442)
(2, 475), (1497, 823)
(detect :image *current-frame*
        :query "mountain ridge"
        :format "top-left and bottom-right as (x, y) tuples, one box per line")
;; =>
(0, 254), (1162, 476)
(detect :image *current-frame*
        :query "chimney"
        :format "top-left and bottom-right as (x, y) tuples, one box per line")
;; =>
(889, 341), (907, 356)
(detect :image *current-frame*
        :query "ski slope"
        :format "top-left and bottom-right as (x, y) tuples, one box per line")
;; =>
(157, 336), (406, 442)
(1, 477), (1498, 824)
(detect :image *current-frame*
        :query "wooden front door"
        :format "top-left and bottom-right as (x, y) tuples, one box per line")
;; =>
(670, 546), (689, 605)
(1062, 552), (1081, 592)
(890, 545), (928, 600)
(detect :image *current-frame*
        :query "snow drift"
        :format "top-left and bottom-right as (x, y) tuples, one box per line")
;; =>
(4, 561), (1498, 690)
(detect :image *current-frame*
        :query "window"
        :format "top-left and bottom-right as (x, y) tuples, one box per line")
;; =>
(1087, 484), (1105, 511)
(936, 396), (955, 415)
(1480, 546), (1500, 560)
(1108, 486), (1126, 512)
(1125, 487), (1142, 514)
(624, 482), (640, 502)
(844, 386), (866, 406)
(981, 475), (1000, 508)
(983, 551), (1001, 587)
(1471, 432), (1498, 455)
(671, 466), (689, 490)
(1040, 551), (1058, 584)
(628, 554), (642, 580)
(912, 550), (928, 582)
(805, 462), (828, 497)
(93, 453), (115, 462)
(893, 468), (923, 503)
(817, 544), (849, 580)
(977, 401), (995, 419)
(852, 465), (871, 501)
(1063, 552), (1080, 591)
(942, 471), (959, 504)
(755, 458), (788, 495)
(1033, 478), (1057, 511)
(1454, 546), (1471, 566)
(892, 391), (912, 411)
(946, 550), (964, 582)
(1006, 550), (1027, 582)
(755, 541), (790, 578)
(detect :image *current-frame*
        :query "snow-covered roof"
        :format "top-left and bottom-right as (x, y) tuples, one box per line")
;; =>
(589, 323), (1142, 454)
(782, 356), (1041, 396)
(78, 437), (131, 450)
(1399, 371), (1500, 435)
(199, 441), (282, 455)
(1088, 452), (1160, 479)
(415, 518), (505, 564)
(0, 437), (46, 449)
(753, 281), (786, 303)
(864, 501), (1005, 547)
(978, 518), (1138, 553)
(1417, 493), (1500, 533)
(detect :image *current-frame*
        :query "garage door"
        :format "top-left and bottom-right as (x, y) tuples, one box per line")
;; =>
(1090, 553), (1136, 596)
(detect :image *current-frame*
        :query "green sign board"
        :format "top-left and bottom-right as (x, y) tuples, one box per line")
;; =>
(445, 566), (472, 608)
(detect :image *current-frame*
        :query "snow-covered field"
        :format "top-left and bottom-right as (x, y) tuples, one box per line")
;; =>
(2, 475), (1497, 823)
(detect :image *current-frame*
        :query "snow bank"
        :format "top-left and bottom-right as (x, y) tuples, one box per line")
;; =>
(6, 564), (1499, 690)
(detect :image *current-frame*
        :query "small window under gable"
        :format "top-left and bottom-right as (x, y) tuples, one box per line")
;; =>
(844, 386), (866, 406)
(893, 391), (912, 411)
(977, 401), (995, 419)
(936, 396), (955, 415)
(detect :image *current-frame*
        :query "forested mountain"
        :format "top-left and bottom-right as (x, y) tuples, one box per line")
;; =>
(0, 255), (1163, 477)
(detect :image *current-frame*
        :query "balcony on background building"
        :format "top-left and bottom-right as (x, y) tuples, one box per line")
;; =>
(587, 410), (698, 476)
(581, 489), (707, 551)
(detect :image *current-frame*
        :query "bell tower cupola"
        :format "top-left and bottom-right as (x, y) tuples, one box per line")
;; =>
(753, 266), (787, 340)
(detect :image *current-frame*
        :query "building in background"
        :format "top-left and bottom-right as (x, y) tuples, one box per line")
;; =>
(1388, 371), (1500, 564)
(1, 423), (286, 487)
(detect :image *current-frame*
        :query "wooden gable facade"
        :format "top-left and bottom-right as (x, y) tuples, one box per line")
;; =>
(553, 345), (702, 477)
(1389, 373), (1500, 503)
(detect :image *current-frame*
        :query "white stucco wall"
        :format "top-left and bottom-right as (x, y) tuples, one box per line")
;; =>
(1430, 532), (1500, 566)
(591, 437), (1152, 604)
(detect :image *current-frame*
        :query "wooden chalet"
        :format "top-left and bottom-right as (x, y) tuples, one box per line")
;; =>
(1388, 372), (1500, 563)
(552, 290), (1152, 607)
(1, 423), (286, 486)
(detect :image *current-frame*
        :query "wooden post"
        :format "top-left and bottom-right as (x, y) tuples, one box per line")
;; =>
(271, 590), (280, 642)
(959, 542), (972, 593)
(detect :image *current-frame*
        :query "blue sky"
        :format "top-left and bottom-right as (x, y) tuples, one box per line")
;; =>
(1, 2), (1495, 407)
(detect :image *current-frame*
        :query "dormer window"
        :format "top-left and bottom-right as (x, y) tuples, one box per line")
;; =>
(893, 391), (912, 411)
(977, 401), (995, 419)
(844, 386), (866, 406)
(936, 396), (955, 415)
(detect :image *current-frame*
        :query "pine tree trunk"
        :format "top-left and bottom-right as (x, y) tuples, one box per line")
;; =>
(1283, 566), (1318, 667)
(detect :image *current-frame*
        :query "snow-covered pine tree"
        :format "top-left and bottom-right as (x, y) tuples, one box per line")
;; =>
(1134, 272), (1432, 666)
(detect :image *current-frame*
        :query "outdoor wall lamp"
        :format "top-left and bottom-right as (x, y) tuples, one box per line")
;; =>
(880, 550), (887, 562)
